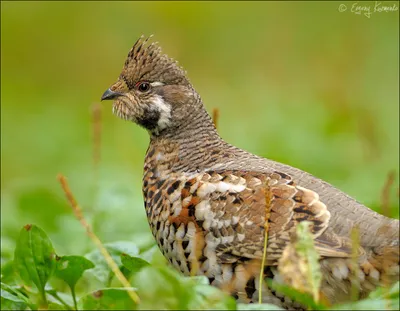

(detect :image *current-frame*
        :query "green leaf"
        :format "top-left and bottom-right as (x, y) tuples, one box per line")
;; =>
(54, 255), (94, 310)
(190, 275), (211, 286)
(132, 266), (191, 310)
(84, 241), (139, 286)
(266, 279), (326, 310)
(1, 260), (17, 285)
(331, 298), (399, 310)
(368, 281), (399, 300)
(189, 283), (236, 310)
(1, 288), (28, 310)
(120, 254), (149, 275)
(79, 288), (137, 310)
(1, 282), (36, 310)
(132, 265), (234, 310)
(294, 221), (322, 302)
(47, 302), (69, 310)
(13, 224), (56, 303)
(46, 289), (73, 310)
(237, 302), (285, 310)
(55, 255), (94, 289)
(332, 282), (400, 310)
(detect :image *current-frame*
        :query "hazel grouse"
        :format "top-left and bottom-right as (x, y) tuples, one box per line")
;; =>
(101, 36), (399, 309)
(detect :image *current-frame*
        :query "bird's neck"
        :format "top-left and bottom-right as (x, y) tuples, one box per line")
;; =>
(146, 103), (227, 173)
(158, 103), (220, 141)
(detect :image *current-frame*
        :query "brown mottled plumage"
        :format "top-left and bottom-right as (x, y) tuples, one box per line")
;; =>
(101, 36), (399, 309)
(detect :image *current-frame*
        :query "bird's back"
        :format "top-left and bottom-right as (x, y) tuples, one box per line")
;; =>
(212, 142), (399, 250)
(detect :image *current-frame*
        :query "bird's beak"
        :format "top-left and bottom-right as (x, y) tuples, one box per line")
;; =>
(101, 88), (123, 101)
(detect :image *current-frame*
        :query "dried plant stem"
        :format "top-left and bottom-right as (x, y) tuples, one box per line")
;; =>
(212, 108), (219, 130)
(57, 174), (140, 305)
(259, 180), (272, 304)
(350, 226), (360, 302)
(380, 170), (395, 218)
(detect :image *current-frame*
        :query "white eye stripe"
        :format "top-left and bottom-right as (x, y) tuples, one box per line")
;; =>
(150, 82), (165, 87)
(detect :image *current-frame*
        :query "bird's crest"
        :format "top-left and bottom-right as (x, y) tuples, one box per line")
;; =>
(120, 35), (189, 88)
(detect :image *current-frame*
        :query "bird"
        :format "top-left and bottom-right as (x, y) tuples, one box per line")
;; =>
(101, 36), (399, 309)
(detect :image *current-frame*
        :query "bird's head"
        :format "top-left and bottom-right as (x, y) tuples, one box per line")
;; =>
(101, 36), (199, 136)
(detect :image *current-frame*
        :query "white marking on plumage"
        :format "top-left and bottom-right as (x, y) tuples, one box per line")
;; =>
(203, 211), (216, 230)
(224, 219), (231, 227)
(197, 182), (217, 198)
(150, 81), (165, 87)
(237, 233), (246, 241)
(215, 182), (231, 192)
(204, 233), (221, 276)
(232, 216), (239, 225)
(194, 200), (209, 220)
(169, 187), (181, 203)
(168, 224), (175, 242)
(190, 180), (200, 193)
(176, 223), (185, 240)
(221, 235), (235, 244)
(186, 222), (197, 239)
(160, 209), (169, 221)
(222, 264), (234, 282)
(182, 195), (192, 207)
(172, 200), (182, 217)
(369, 268), (380, 281)
(315, 207), (330, 219)
(198, 180), (246, 198)
(152, 95), (172, 131)
(201, 258), (210, 273)
(155, 152), (164, 161)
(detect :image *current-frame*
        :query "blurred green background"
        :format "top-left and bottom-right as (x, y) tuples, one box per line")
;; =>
(1, 1), (399, 261)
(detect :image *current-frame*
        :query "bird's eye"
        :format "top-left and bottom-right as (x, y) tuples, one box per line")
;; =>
(135, 82), (151, 93)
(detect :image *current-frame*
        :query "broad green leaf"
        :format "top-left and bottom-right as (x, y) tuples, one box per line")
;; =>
(190, 275), (211, 286)
(47, 302), (69, 310)
(237, 302), (285, 310)
(1, 282), (36, 310)
(1, 288), (28, 310)
(332, 297), (399, 310)
(386, 281), (399, 297)
(55, 255), (94, 289)
(1, 260), (17, 285)
(132, 266), (192, 310)
(266, 279), (326, 310)
(119, 266), (133, 283)
(84, 241), (139, 286)
(79, 288), (137, 310)
(46, 288), (74, 310)
(120, 254), (149, 275)
(368, 281), (399, 300)
(333, 281), (400, 310)
(189, 283), (236, 310)
(13, 224), (56, 302)
(139, 244), (167, 266)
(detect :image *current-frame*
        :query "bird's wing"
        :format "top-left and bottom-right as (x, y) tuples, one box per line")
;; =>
(175, 169), (354, 265)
